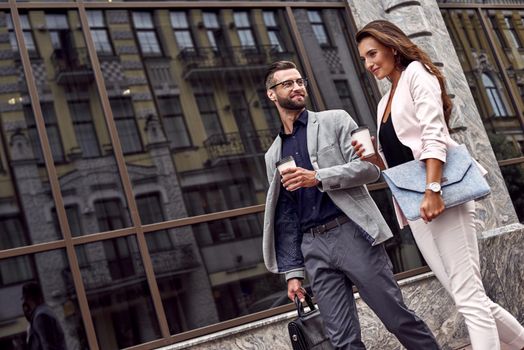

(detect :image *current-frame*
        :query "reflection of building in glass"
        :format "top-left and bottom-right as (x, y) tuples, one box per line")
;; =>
(441, 5), (524, 152)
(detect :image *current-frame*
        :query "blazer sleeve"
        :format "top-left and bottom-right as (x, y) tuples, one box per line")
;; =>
(315, 110), (381, 191)
(408, 63), (448, 162)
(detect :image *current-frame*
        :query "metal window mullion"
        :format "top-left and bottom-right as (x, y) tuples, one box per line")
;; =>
(285, 6), (326, 111)
(8, 4), (99, 350)
(477, 8), (524, 131)
(77, 3), (171, 339)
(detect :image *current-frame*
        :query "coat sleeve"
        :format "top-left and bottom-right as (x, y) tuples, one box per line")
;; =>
(408, 62), (448, 163)
(315, 110), (381, 191)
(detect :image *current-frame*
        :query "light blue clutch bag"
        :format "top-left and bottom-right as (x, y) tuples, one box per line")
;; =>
(382, 144), (491, 221)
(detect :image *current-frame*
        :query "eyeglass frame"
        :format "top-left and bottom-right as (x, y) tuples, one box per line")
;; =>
(268, 77), (308, 90)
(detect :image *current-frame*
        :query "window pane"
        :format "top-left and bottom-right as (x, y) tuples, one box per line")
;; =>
(0, 11), (63, 247)
(24, 9), (132, 236)
(77, 237), (161, 348)
(146, 213), (286, 334)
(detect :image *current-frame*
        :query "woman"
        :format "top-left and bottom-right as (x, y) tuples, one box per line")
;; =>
(353, 20), (524, 350)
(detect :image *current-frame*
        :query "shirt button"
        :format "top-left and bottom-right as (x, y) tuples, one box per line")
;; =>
(295, 152), (299, 155)
(312, 206), (316, 210)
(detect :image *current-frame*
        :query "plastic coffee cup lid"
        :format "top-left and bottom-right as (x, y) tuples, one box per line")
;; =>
(350, 126), (369, 135)
(275, 156), (295, 167)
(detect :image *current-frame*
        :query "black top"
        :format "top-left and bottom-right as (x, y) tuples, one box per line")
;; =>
(278, 110), (343, 232)
(379, 114), (414, 167)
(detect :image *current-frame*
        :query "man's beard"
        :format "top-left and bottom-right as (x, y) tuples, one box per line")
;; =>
(277, 94), (306, 110)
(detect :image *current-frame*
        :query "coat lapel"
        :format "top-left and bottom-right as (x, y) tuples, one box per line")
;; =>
(268, 137), (282, 171)
(307, 110), (319, 168)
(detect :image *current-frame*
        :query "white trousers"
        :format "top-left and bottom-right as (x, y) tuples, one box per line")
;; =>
(409, 201), (524, 350)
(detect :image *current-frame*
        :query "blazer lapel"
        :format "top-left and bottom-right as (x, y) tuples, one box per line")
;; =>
(267, 136), (282, 179)
(307, 110), (319, 168)
(376, 89), (391, 141)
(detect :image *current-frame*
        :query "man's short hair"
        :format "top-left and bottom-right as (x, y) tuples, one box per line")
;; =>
(22, 281), (44, 302)
(264, 61), (297, 89)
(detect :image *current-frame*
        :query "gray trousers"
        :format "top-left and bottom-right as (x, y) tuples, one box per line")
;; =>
(301, 219), (440, 350)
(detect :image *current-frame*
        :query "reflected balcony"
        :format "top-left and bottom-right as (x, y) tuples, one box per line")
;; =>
(51, 47), (94, 85)
(178, 45), (294, 80)
(203, 129), (278, 163)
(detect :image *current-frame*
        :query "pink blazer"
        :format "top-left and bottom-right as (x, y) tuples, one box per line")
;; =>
(376, 61), (486, 227)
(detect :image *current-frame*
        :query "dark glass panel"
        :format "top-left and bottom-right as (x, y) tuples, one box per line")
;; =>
(145, 213), (285, 335)
(0, 12), (62, 246)
(0, 250), (88, 349)
(23, 10), (132, 236)
(76, 236), (161, 349)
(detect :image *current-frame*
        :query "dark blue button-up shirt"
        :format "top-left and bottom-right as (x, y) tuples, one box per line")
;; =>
(278, 110), (343, 232)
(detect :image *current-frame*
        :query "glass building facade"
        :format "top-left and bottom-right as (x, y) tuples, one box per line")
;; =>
(0, 1), (522, 349)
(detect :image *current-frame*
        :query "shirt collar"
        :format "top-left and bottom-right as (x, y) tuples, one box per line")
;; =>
(279, 109), (308, 138)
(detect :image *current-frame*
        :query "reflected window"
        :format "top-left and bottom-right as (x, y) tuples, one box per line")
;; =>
(308, 10), (330, 46)
(7, 14), (37, 56)
(46, 14), (69, 50)
(133, 12), (162, 55)
(170, 11), (195, 52)
(257, 89), (280, 132)
(234, 11), (256, 49)
(95, 199), (126, 232)
(87, 10), (113, 55)
(110, 98), (142, 154)
(137, 194), (173, 252)
(0, 256), (33, 286)
(203, 11), (220, 51)
(195, 93), (223, 138)
(0, 217), (33, 286)
(158, 96), (191, 149)
(103, 237), (136, 280)
(504, 17), (521, 49)
(334, 80), (357, 118)
(69, 100), (100, 158)
(0, 216), (29, 250)
(24, 103), (65, 164)
(490, 16), (508, 49)
(51, 205), (83, 237)
(482, 73), (509, 117)
(263, 11), (284, 52)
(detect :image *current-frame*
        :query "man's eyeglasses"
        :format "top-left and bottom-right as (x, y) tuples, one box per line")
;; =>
(269, 78), (308, 90)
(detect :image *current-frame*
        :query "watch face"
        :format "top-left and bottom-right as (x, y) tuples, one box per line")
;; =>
(429, 182), (441, 192)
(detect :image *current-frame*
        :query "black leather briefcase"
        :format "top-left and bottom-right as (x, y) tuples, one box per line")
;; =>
(287, 294), (333, 350)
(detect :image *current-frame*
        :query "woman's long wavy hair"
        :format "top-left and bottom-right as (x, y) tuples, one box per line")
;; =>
(356, 20), (452, 127)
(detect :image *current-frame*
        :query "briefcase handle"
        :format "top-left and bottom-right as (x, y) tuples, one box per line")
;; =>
(294, 292), (316, 317)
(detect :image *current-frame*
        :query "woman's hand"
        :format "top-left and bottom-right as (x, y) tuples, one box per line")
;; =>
(420, 191), (445, 223)
(351, 136), (385, 170)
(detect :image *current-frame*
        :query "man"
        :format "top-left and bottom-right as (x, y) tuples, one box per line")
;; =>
(22, 282), (67, 350)
(262, 61), (439, 349)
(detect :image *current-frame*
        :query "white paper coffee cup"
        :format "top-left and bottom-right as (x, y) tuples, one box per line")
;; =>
(276, 156), (296, 174)
(351, 127), (375, 158)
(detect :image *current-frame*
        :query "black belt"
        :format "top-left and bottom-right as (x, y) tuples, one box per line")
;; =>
(307, 215), (350, 235)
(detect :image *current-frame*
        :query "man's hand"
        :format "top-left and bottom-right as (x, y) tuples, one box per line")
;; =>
(420, 191), (445, 223)
(281, 167), (319, 191)
(287, 278), (305, 302)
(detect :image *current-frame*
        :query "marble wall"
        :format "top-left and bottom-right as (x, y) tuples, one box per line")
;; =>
(159, 225), (524, 350)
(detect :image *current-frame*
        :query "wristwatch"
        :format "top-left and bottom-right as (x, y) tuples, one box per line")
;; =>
(425, 182), (442, 195)
(314, 171), (322, 184)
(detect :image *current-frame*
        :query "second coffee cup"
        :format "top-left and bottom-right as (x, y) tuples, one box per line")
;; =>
(351, 126), (375, 158)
